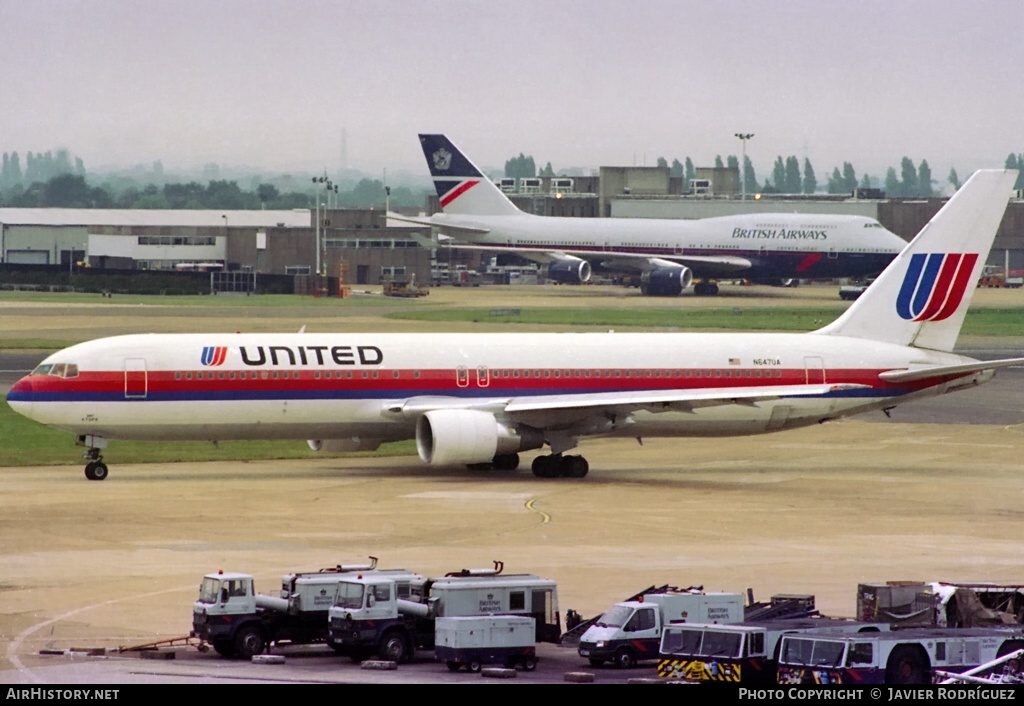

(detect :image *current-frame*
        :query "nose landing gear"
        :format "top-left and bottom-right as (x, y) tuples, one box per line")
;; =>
(83, 447), (109, 481)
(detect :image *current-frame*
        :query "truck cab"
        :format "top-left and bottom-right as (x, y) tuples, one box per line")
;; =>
(192, 571), (262, 657)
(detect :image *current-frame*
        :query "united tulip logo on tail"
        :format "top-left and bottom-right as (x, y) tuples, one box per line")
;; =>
(896, 252), (978, 322)
(201, 346), (228, 366)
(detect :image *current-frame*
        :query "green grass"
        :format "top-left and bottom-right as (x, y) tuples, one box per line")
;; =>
(386, 306), (1024, 335)
(0, 396), (415, 467)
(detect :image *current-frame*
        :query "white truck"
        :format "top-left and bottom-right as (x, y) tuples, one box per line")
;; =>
(434, 615), (538, 672)
(327, 562), (560, 663)
(190, 558), (416, 659)
(578, 589), (745, 668)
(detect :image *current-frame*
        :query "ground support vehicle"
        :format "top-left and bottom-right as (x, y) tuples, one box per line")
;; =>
(656, 618), (889, 683)
(776, 627), (1024, 685)
(327, 563), (560, 664)
(858, 581), (1024, 628)
(190, 560), (416, 659)
(434, 615), (537, 672)
(578, 588), (744, 668)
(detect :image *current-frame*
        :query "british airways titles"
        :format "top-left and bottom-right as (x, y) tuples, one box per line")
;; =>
(732, 227), (828, 240)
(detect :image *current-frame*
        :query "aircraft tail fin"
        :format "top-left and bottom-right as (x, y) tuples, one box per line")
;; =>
(418, 134), (523, 217)
(814, 169), (1017, 351)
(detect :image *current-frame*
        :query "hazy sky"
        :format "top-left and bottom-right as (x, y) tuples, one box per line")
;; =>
(1, 0), (1021, 183)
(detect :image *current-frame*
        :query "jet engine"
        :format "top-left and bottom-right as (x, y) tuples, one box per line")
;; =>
(545, 259), (592, 284)
(639, 266), (693, 296)
(416, 409), (543, 466)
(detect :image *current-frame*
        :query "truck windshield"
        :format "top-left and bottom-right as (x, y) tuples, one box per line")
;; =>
(594, 605), (633, 628)
(198, 577), (221, 604)
(699, 631), (742, 658)
(781, 638), (845, 667)
(334, 582), (365, 609)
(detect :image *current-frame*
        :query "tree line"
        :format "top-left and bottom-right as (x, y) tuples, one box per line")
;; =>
(506, 152), (1024, 197)
(0, 151), (425, 210)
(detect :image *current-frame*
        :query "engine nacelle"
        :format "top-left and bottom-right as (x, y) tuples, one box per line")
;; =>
(307, 438), (383, 452)
(416, 409), (543, 466)
(546, 259), (592, 284)
(639, 266), (693, 296)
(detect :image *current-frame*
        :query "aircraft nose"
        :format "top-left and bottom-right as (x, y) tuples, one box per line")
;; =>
(6, 375), (34, 417)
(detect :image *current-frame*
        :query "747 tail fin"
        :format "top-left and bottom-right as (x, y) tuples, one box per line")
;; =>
(814, 169), (1018, 352)
(419, 134), (523, 217)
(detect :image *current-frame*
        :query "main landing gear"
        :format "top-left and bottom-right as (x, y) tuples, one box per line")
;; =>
(83, 448), (109, 481)
(692, 281), (720, 296)
(531, 454), (589, 479)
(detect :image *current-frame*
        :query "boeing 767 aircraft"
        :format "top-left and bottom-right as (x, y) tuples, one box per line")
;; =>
(6, 170), (1021, 480)
(389, 134), (906, 295)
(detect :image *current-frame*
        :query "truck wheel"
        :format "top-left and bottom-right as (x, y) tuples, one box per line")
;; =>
(211, 639), (235, 658)
(522, 656), (538, 671)
(614, 647), (637, 669)
(446, 661), (461, 672)
(468, 660), (482, 673)
(378, 630), (411, 664)
(885, 645), (928, 684)
(233, 625), (266, 660)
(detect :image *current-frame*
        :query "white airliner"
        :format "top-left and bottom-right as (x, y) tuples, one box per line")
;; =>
(6, 170), (1021, 481)
(389, 134), (906, 295)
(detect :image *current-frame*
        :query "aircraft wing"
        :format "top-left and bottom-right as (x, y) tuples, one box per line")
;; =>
(392, 383), (867, 419)
(419, 240), (753, 276)
(386, 212), (490, 236)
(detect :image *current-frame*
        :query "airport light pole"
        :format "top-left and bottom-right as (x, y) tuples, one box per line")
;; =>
(734, 133), (754, 201)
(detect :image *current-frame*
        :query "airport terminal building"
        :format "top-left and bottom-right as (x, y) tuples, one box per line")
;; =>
(1, 169), (1022, 290)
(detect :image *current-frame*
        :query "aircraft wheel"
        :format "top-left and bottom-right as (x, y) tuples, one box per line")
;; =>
(84, 461), (109, 481)
(492, 453), (520, 471)
(565, 455), (589, 478)
(532, 455), (557, 478)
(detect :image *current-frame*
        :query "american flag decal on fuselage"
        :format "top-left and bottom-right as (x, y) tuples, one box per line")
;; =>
(895, 252), (978, 322)
(201, 346), (228, 366)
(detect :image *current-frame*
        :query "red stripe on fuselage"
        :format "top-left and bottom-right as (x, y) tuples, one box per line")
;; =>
(795, 253), (823, 273)
(15, 367), (956, 398)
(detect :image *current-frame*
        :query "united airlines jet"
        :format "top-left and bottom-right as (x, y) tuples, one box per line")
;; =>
(390, 134), (907, 295)
(7, 171), (1020, 480)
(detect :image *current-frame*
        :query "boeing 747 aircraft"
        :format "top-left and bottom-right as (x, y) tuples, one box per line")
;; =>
(389, 134), (906, 295)
(6, 170), (1021, 481)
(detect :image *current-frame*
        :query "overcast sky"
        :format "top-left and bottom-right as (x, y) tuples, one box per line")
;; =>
(1, 0), (1021, 184)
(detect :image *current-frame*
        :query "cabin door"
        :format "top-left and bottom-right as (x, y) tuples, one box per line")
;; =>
(124, 358), (148, 399)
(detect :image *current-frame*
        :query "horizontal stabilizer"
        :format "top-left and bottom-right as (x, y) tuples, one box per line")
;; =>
(878, 357), (1024, 382)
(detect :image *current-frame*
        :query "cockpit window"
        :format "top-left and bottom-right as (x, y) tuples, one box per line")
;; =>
(31, 363), (79, 378)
